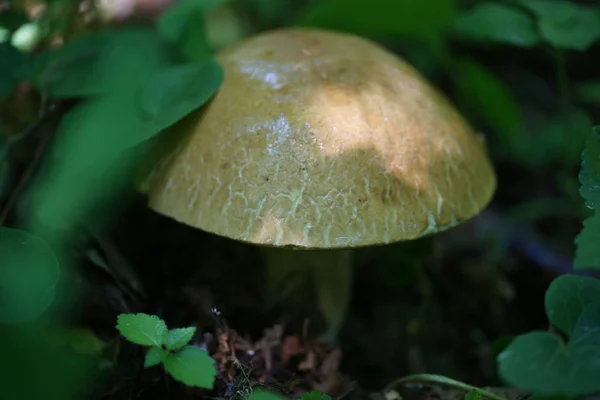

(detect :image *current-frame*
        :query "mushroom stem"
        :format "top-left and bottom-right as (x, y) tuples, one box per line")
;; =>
(261, 247), (353, 343)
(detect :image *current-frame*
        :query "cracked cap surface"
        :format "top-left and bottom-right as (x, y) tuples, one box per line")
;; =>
(146, 27), (497, 249)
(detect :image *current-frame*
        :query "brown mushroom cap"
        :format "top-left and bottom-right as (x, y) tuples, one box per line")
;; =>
(146, 28), (496, 249)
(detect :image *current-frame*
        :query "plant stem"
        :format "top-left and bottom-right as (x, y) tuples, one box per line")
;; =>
(555, 48), (571, 111)
(383, 374), (509, 400)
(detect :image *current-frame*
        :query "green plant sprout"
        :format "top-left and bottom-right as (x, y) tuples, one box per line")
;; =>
(116, 313), (217, 389)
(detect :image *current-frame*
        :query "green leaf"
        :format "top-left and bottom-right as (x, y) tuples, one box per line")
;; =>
(35, 28), (175, 98)
(498, 300), (600, 396)
(519, 0), (600, 51)
(452, 58), (525, 157)
(544, 274), (600, 336)
(29, 55), (222, 234)
(144, 346), (167, 368)
(0, 43), (27, 99)
(575, 81), (600, 105)
(166, 327), (196, 351)
(572, 301), (600, 339)
(116, 313), (168, 347)
(464, 390), (482, 400)
(247, 389), (288, 400)
(157, 0), (223, 61)
(0, 227), (60, 324)
(302, 390), (332, 400)
(575, 214), (600, 270)
(454, 2), (539, 47)
(295, 0), (458, 39)
(140, 59), (223, 131)
(575, 127), (600, 270)
(163, 345), (217, 388)
(52, 90), (155, 162)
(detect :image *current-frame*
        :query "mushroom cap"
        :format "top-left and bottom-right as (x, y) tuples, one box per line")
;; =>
(146, 28), (496, 249)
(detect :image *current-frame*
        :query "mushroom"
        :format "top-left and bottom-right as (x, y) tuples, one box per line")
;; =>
(144, 28), (496, 341)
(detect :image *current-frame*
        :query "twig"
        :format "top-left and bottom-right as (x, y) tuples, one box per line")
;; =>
(0, 101), (57, 224)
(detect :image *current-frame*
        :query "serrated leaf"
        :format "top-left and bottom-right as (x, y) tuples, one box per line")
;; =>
(578, 127), (600, 210)
(166, 327), (196, 351)
(544, 274), (600, 336)
(302, 390), (332, 400)
(453, 2), (539, 47)
(295, 0), (457, 39)
(247, 389), (288, 400)
(116, 313), (168, 347)
(519, 0), (600, 51)
(163, 345), (217, 388)
(575, 127), (600, 270)
(575, 214), (600, 270)
(0, 227), (60, 324)
(144, 346), (167, 368)
(140, 59), (223, 131)
(498, 300), (600, 396)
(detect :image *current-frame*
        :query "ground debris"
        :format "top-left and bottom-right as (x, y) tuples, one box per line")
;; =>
(209, 322), (353, 399)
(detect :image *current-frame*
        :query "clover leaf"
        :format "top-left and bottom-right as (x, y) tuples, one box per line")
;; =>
(498, 275), (600, 396)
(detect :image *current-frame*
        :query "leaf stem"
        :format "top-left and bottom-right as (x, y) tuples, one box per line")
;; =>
(554, 48), (571, 111)
(383, 373), (509, 400)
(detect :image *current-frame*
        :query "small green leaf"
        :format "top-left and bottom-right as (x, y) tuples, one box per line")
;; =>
(247, 389), (288, 400)
(0, 227), (60, 324)
(302, 390), (332, 400)
(498, 300), (600, 396)
(163, 345), (217, 388)
(544, 274), (600, 336)
(519, 0), (600, 51)
(453, 2), (539, 47)
(116, 313), (168, 347)
(295, 0), (457, 39)
(166, 327), (196, 351)
(144, 346), (167, 368)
